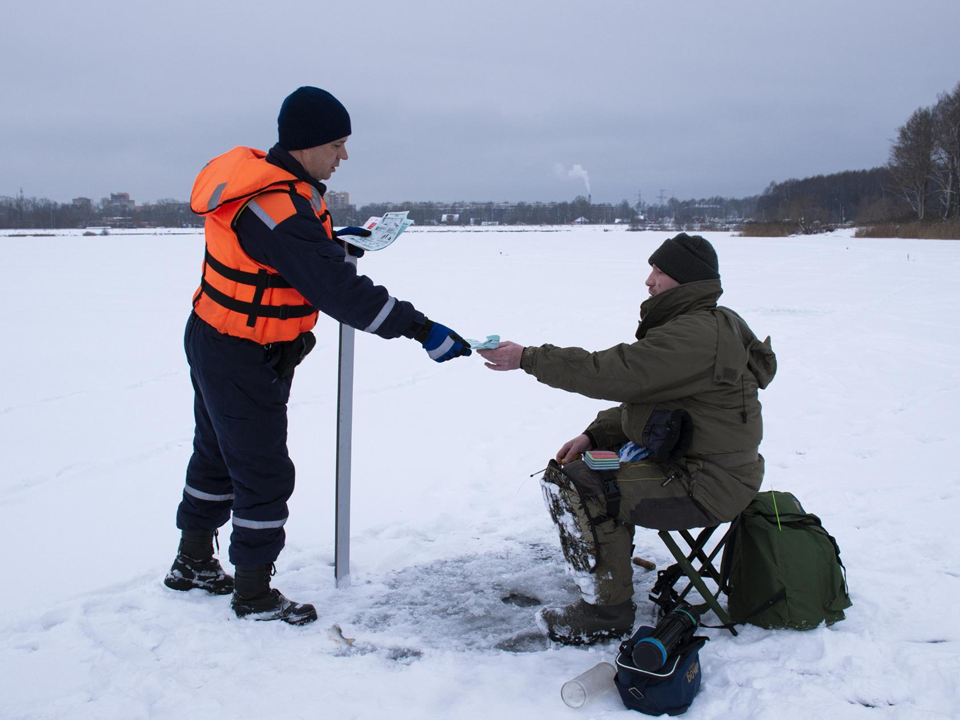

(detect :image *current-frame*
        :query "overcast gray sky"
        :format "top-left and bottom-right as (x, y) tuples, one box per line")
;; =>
(2, 0), (959, 206)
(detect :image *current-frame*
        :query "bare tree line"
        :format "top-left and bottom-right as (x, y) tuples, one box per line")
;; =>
(0, 193), (197, 231)
(887, 82), (960, 221)
(4, 82), (959, 232)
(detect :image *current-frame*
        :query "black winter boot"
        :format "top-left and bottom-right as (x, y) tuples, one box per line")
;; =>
(536, 599), (635, 645)
(231, 564), (318, 626)
(164, 530), (234, 595)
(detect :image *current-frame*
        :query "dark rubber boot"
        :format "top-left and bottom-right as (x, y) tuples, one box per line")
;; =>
(231, 564), (317, 626)
(536, 599), (635, 645)
(164, 531), (234, 595)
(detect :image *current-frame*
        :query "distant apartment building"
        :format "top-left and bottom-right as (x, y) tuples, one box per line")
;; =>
(326, 191), (350, 210)
(103, 192), (136, 217)
(72, 197), (93, 212)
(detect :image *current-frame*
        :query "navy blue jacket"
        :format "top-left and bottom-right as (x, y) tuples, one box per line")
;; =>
(234, 144), (424, 340)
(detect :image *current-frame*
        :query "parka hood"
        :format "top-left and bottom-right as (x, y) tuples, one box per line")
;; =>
(636, 280), (776, 389)
(715, 307), (777, 389)
(746, 335), (777, 389)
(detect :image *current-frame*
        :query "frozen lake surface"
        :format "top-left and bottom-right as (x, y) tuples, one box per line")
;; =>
(1, 226), (958, 719)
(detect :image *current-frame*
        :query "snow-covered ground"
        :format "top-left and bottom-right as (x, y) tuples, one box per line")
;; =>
(1, 226), (958, 719)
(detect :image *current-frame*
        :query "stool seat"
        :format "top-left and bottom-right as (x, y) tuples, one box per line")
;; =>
(650, 520), (739, 635)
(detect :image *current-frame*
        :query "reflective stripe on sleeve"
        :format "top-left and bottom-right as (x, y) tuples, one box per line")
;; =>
(233, 516), (288, 530)
(427, 336), (455, 360)
(208, 182), (227, 211)
(184, 484), (235, 502)
(247, 198), (278, 230)
(363, 296), (397, 333)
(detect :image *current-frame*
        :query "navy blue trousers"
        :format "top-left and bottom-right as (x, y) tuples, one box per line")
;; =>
(176, 313), (296, 566)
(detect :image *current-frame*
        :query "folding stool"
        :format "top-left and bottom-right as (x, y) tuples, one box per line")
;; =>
(648, 520), (740, 635)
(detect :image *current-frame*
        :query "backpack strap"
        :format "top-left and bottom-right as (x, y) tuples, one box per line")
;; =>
(648, 563), (684, 615)
(700, 588), (786, 630)
(597, 469), (621, 522)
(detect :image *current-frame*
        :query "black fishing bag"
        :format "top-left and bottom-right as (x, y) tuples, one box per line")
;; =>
(614, 626), (707, 716)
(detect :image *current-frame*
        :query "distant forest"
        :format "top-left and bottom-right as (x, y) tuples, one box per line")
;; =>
(3, 81), (958, 233)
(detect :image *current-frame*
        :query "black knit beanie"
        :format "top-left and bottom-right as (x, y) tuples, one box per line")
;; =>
(277, 87), (352, 151)
(648, 233), (720, 284)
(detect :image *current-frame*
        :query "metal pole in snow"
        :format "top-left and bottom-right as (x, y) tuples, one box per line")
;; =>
(334, 254), (357, 588)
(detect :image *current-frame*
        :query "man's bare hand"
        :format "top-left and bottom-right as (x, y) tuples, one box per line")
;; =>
(477, 341), (524, 371)
(556, 433), (592, 464)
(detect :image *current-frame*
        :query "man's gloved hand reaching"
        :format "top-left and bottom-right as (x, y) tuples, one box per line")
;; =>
(415, 319), (472, 363)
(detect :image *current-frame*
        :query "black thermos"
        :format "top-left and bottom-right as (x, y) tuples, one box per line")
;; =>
(631, 603), (699, 672)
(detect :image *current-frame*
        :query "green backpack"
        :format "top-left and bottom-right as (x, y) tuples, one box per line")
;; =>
(721, 491), (852, 630)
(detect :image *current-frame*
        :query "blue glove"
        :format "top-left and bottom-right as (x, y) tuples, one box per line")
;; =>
(415, 319), (472, 363)
(334, 226), (370, 258)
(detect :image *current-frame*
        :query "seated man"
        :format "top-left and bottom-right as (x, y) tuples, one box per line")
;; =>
(478, 233), (776, 645)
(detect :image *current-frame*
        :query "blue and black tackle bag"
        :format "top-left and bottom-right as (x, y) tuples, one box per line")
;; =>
(614, 626), (706, 716)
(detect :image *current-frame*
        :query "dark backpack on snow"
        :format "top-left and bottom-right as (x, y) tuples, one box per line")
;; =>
(721, 491), (852, 630)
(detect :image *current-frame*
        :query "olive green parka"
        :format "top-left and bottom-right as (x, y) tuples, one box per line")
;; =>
(520, 279), (777, 522)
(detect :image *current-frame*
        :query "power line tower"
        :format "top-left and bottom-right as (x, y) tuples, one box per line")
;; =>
(657, 189), (667, 206)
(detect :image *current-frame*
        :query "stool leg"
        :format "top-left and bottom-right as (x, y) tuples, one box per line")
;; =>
(659, 531), (738, 635)
(679, 527), (725, 586)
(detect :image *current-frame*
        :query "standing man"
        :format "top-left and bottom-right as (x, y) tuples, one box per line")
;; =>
(478, 234), (776, 644)
(164, 87), (471, 625)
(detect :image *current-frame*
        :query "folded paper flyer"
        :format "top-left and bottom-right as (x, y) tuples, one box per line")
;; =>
(349, 211), (414, 252)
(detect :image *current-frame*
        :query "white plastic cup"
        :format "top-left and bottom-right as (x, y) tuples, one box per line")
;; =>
(560, 661), (616, 708)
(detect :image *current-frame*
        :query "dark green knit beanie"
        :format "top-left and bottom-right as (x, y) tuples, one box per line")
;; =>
(648, 233), (720, 284)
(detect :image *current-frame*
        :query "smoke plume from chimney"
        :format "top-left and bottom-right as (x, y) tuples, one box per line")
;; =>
(554, 163), (591, 195)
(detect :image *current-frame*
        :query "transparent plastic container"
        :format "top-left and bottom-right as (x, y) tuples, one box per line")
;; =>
(560, 661), (616, 708)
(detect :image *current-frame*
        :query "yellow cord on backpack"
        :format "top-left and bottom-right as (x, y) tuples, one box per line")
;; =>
(771, 490), (783, 531)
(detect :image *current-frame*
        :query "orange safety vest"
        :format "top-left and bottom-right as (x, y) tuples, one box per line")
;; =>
(189, 146), (333, 344)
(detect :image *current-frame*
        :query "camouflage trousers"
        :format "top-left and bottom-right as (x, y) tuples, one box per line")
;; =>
(541, 458), (715, 606)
